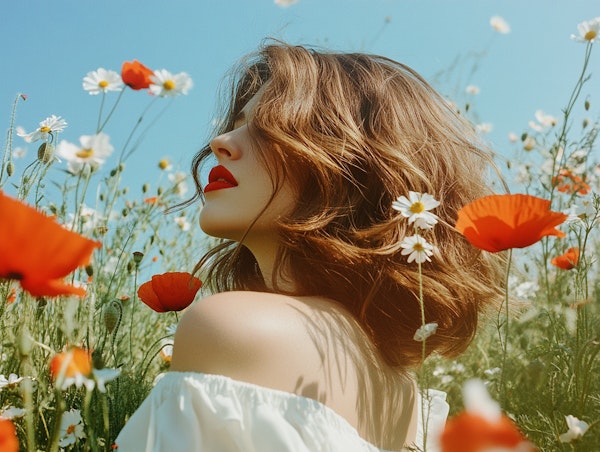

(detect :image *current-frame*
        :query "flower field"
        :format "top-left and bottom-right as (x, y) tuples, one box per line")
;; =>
(1, 16), (599, 452)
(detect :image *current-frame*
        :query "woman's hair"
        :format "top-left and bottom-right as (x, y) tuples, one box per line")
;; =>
(186, 40), (505, 369)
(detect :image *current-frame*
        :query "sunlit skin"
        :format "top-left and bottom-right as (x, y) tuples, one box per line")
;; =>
(199, 91), (296, 286)
(173, 91), (418, 449)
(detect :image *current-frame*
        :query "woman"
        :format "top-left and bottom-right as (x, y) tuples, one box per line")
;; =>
(115, 41), (503, 451)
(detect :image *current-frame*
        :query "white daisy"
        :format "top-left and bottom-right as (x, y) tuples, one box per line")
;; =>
(400, 234), (435, 264)
(490, 16), (511, 34)
(559, 415), (589, 443)
(174, 216), (191, 231)
(59, 409), (86, 447)
(168, 171), (189, 196)
(392, 191), (440, 230)
(56, 132), (114, 174)
(463, 379), (501, 422)
(16, 115), (67, 143)
(150, 69), (193, 97)
(465, 85), (480, 95)
(571, 17), (600, 43)
(0, 406), (26, 420)
(476, 122), (493, 134)
(0, 373), (23, 390)
(413, 322), (438, 341)
(92, 367), (121, 393)
(82, 68), (124, 95)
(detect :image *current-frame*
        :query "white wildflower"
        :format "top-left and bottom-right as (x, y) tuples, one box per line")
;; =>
(392, 191), (440, 230)
(413, 322), (438, 341)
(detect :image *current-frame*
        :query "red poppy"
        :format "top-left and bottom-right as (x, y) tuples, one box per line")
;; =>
(440, 411), (535, 452)
(121, 60), (154, 90)
(0, 191), (101, 297)
(552, 169), (591, 196)
(455, 194), (567, 252)
(0, 420), (19, 452)
(49, 347), (93, 381)
(138, 272), (202, 312)
(551, 247), (579, 270)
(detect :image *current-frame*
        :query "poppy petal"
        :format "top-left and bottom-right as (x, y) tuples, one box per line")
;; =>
(551, 247), (579, 270)
(456, 194), (567, 252)
(150, 272), (202, 311)
(138, 272), (202, 312)
(441, 412), (534, 452)
(0, 191), (101, 297)
(137, 280), (164, 312)
(121, 60), (153, 90)
(0, 420), (19, 452)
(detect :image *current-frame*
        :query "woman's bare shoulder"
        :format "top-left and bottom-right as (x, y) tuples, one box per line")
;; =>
(169, 291), (332, 390)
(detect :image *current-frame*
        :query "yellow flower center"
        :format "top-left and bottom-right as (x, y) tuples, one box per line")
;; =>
(158, 159), (170, 170)
(66, 424), (76, 435)
(163, 80), (176, 91)
(584, 30), (597, 41)
(413, 243), (425, 252)
(76, 148), (94, 159)
(98, 80), (109, 88)
(409, 201), (425, 214)
(39, 126), (51, 133)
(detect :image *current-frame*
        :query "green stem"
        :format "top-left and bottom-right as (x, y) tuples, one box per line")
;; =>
(98, 88), (126, 133)
(499, 248), (512, 406)
(0, 93), (25, 187)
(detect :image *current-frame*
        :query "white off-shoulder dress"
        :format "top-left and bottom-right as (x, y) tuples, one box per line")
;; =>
(115, 371), (449, 452)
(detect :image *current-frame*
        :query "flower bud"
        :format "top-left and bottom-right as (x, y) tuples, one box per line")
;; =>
(133, 251), (144, 265)
(103, 300), (122, 334)
(37, 143), (54, 163)
(584, 99), (590, 111)
(6, 162), (14, 176)
(583, 118), (589, 128)
(143, 183), (149, 193)
(157, 186), (163, 195)
(18, 329), (34, 358)
(85, 264), (94, 277)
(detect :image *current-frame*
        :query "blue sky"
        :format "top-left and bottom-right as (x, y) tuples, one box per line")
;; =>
(1, 0), (599, 198)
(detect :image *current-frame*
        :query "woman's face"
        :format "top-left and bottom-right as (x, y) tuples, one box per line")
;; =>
(199, 92), (295, 244)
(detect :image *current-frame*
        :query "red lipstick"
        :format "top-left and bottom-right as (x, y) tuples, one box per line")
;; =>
(204, 165), (238, 193)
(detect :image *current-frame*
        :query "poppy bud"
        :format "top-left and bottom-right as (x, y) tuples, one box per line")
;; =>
(157, 186), (163, 195)
(142, 183), (149, 193)
(103, 300), (122, 334)
(584, 99), (590, 110)
(18, 329), (34, 358)
(37, 142), (54, 163)
(6, 162), (14, 176)
(122, 60), (154, 90)
(133, 251), (144, 265)
(85, 264), (94, 277)
(583, 118), (589, 128)
(92, 349), (105, 369)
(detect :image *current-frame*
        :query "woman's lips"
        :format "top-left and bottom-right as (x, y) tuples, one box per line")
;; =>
(204, 165), (238, 193)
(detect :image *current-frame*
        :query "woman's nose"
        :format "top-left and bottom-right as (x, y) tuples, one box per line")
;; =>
(209, 132), (241, 160)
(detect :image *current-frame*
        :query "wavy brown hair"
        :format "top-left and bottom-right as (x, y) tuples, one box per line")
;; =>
(185, 40), (504, 369)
